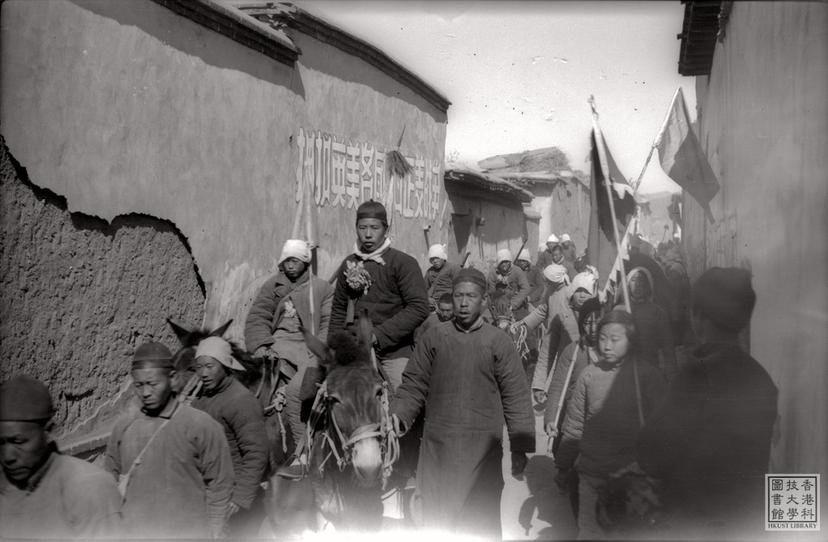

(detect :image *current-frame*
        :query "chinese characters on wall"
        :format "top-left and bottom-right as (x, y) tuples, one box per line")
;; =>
(295, 128), (442, 221)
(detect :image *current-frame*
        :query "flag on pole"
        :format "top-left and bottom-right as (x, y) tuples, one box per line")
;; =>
(587, 128), (637, 285)
(656, 88), (719, 222)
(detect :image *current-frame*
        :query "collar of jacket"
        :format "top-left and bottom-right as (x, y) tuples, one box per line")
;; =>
(453, 315), (485, 334)
(692, 341), (742, 362)
(142, 397), (179, 419)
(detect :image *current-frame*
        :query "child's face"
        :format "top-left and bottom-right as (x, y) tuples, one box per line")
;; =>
(598, 323), (630, 364)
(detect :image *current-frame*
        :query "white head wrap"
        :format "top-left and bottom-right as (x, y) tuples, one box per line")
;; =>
(569, 271), (598, 298)
(561, 233), (572, 243)
(427, 243), (448, 261)
(279, 239), (311, 266)
(195, 337), (245, 371)
(496, 248), (513, 264)
(543, 263), (569, 284)
(517, 249), (531, 262)
(546, 234), (560, 244)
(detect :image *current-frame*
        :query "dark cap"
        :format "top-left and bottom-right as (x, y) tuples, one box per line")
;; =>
(0, 375), (54, 422)
(356, 200), (388, 226)
(132, 341), (174, 370)
(452, 267), (487, 290)
(691, 267), (755, 332)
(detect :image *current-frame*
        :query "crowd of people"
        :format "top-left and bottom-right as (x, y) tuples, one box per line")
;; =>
(0, 201), (778, 541)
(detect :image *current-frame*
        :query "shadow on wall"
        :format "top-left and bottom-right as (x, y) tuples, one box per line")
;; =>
(0, 136), (204, 434)
(70, 0), (305, 97)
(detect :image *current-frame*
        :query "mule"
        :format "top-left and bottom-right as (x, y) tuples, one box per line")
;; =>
(167, 316), (401, 535)
(288, 313), (400, 532)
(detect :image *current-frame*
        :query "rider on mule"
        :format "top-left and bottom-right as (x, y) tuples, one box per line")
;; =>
(244, 239), (333, 475)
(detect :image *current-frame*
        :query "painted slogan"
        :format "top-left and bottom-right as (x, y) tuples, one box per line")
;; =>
(295, 128), (442, 221)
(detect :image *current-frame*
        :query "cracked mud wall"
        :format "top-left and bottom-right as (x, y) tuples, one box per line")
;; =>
(0, 138), (204, 435)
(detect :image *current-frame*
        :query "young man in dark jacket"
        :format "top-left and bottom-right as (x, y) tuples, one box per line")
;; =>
(191, 337), (269, 538)
(328, 200), (430, 391)
(637, 267), (778, 540)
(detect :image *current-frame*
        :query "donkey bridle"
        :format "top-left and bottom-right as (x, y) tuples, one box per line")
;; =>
(305, 378), (399, 489)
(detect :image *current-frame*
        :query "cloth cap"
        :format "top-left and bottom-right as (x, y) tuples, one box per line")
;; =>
(561, 233), (572, 243)
(496, 248), (512, 263)
(517, 249), (531, 262)
(546, 234), (560, 244)
(570, 271), (598, 297)
(356, 200), (388, 226)
(132, 341), (173, 370)
(279, 239), (311, 266)
(195, 337), (245, 371)
(0, 375), (53, 422)
(452, 267), (487, 290)
(428, 244), (448, 261)
(543, 263), (569, 284)
(691, 267), (755, 331)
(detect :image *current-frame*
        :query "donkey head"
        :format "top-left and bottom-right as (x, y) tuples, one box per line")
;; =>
(302, 312), (387, 487)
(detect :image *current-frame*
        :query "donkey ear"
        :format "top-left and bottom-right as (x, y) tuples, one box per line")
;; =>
(167, 318), (191, 343)
(210, 319), (233, 338)
(356, 309), (374, 349)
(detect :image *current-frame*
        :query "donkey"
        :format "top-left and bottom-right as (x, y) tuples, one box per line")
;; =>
(275, 312), (399, 533)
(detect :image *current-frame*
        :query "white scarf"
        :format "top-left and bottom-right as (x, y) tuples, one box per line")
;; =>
(353, 238), (392, 265)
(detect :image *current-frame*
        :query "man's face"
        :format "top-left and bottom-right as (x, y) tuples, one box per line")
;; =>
(356, 218), (387, 253)
(195, 356), (228, 394)
(436, 301), (454, 322)
(516, 260), (530, 272)
(552, 246), (564, 264)
(453, 282), (486, 328)
(546, 242), (556, 252)
(132, 368), (175, 414)
(429, 257), (445, 271)
(598, 323), (631, 364)
(497, 260), (512, 275)
(571, 289), (592, 310)
(282, 257), (307, 281)
(0, 421), (50, 485)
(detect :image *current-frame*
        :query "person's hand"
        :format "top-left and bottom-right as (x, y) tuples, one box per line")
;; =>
(544, 422), (558, 439)
(226, 502), (240, 518)
(509, 321), (524, 334)
(511, 452), (528, 480)
(391, 413), (406, 436)
(533, 390), (547, 405)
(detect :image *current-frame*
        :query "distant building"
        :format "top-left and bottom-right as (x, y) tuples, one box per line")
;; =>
(443, 168), (536, 271)
(478, 147), (591, 261)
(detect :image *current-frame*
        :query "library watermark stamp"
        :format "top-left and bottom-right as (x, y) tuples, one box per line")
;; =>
(766, 474), (820, 531)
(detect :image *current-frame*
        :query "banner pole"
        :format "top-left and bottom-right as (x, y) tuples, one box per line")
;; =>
(589, 96), (631, 312)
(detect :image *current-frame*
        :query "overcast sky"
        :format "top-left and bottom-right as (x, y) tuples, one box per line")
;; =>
(286, 1), (697, 194)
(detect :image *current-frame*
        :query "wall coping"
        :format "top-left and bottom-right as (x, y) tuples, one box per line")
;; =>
(151, 0), (299, 65)
(235, 2), (451, 113)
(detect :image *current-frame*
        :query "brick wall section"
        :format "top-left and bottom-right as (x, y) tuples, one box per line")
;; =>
(0, 137), (204, 436)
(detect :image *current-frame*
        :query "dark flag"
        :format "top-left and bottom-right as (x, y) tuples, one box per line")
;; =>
(656, 88), (719, 223)
(587, 128), (637, 286)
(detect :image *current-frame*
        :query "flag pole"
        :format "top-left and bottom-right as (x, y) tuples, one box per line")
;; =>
(632, 87), (682, 193)
(589, 96), (631, 313)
